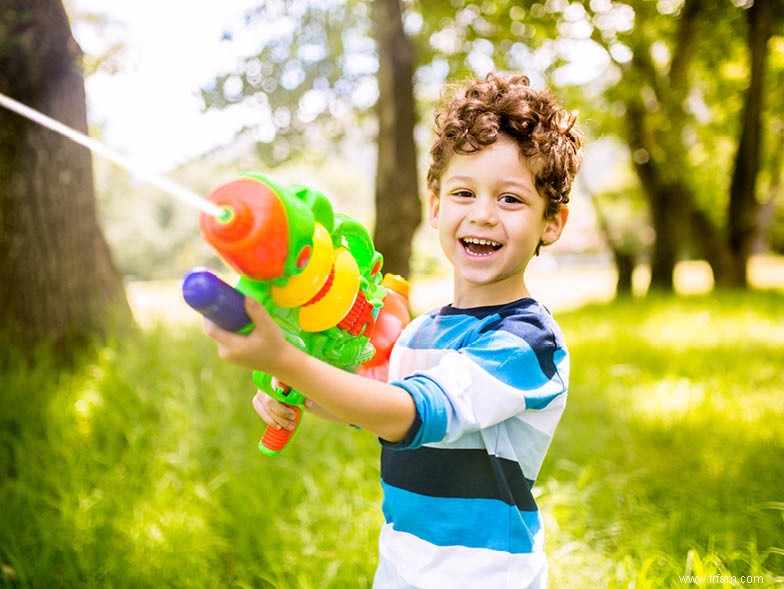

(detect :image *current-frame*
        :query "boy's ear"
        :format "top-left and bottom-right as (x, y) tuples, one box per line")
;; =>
(428, 192), (440, 228)
(541, 206), (569, 246)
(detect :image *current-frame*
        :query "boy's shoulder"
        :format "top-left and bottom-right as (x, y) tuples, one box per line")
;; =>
(408, 297), (565, 351)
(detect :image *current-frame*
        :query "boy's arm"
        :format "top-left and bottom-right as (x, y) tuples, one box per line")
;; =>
(205, 296), (416, 444)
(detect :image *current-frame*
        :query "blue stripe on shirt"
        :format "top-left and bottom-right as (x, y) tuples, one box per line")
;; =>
(397, 306), (566, 398)
(380, 481), (542, 554)
(461, 330), (550, 390)
(390, 313), (568, 447)
(397, 313), (479, 350)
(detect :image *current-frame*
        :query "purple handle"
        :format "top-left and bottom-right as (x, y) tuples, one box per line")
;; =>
(182, 269), (252, 332)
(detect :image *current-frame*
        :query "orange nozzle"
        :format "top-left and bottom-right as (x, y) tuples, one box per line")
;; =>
(200, 177), (289, 281)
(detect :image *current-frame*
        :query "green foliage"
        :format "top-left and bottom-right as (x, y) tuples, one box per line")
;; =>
(1, 292), (782, 587)
(201, 0), (378, 167)
(552, 1), (784, 263)
(198, 0), (574, 167)
(181, 0), (784, 272)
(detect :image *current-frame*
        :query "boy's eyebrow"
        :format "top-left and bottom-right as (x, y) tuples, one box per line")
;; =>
(441, 174), (473, 185)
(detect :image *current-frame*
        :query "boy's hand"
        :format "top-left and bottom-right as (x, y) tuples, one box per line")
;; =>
(252, 389), (298, 431)
(203, 296), (290, 373)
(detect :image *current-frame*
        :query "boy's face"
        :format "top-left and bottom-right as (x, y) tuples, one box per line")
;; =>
(429, 138), (567, 307)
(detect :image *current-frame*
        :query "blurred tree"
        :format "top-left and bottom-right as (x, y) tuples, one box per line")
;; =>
(756, 119), (783, 253)
(533, 0), (782, 290)
(0, 0), (129, 354)
(726, 0), (778, 286)
(414, 0), (783, 291)
(755, 46), (783, 254)
(578, 177), (649, 296)
(371, 0), (420, 276)
(203, 0), (782, 291)
(203, 0), (420, 277)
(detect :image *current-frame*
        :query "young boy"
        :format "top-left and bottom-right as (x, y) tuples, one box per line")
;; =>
(204, 72), (583, 588)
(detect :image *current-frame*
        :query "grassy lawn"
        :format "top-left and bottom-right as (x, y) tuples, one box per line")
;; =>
(1, 289), (782, 588)
(546, 292), (783, 588)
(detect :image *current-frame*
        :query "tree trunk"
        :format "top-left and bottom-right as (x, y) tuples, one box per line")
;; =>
(371, 0), (421, 278)
(614, 252), (635, 297)
(0, 0), (130, 355)
(646, 187), (679, 292)
(577, 175), (636, 297)
(688, 206), (731, 283)
(623, 1), (706, 293)
(725, 0), (774, 287)
(625, 102), (678, 292)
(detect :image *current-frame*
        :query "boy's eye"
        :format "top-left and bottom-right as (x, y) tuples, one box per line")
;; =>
(500, 194), (522, 204)
(452, 190), (474, 199)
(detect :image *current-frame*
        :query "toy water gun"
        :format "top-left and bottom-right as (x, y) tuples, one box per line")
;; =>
(182, 172), (408, 456)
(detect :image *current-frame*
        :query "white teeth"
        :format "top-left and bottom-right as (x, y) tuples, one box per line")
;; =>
(461, 237), (502, 257)
(462, 237), (502, 247)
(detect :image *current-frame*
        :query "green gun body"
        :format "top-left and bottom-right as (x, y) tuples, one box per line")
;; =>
(196, 173), (385, 455)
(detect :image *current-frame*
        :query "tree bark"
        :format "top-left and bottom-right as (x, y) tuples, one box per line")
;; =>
(625, 102), (678, 291)
(687, 207), (731, 283)
(577, 175), (636, 297)
(371, 0), (421, 278)
(0, 0), (130, 355)
(614, 253), (635, 297)
(725, 0), (774, 287)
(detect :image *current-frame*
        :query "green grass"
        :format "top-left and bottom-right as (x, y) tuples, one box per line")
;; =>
(545, 291), (784, 588)
(1, 291), (782, 588)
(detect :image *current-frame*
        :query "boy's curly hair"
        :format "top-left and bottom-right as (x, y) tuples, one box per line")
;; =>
(427, 73), (583, 218)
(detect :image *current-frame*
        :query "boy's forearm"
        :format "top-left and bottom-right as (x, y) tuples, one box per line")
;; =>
(305, 400), (349, 424)
(272, 344), (416, 443)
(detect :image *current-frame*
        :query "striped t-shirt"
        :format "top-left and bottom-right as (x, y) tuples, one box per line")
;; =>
(373, 298), (569, 589)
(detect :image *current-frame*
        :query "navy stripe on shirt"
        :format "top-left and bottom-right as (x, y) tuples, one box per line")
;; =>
(477, 306), (560, 381)
(381, 445), (538, 512)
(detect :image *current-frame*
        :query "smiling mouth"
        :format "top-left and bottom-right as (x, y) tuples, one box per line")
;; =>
(461, 237), (503, 256)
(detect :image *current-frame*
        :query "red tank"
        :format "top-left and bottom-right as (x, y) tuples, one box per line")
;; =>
(360, 274), (411, 382)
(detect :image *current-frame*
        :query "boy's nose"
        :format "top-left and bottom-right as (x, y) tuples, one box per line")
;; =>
(468, 196), (498, 225)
